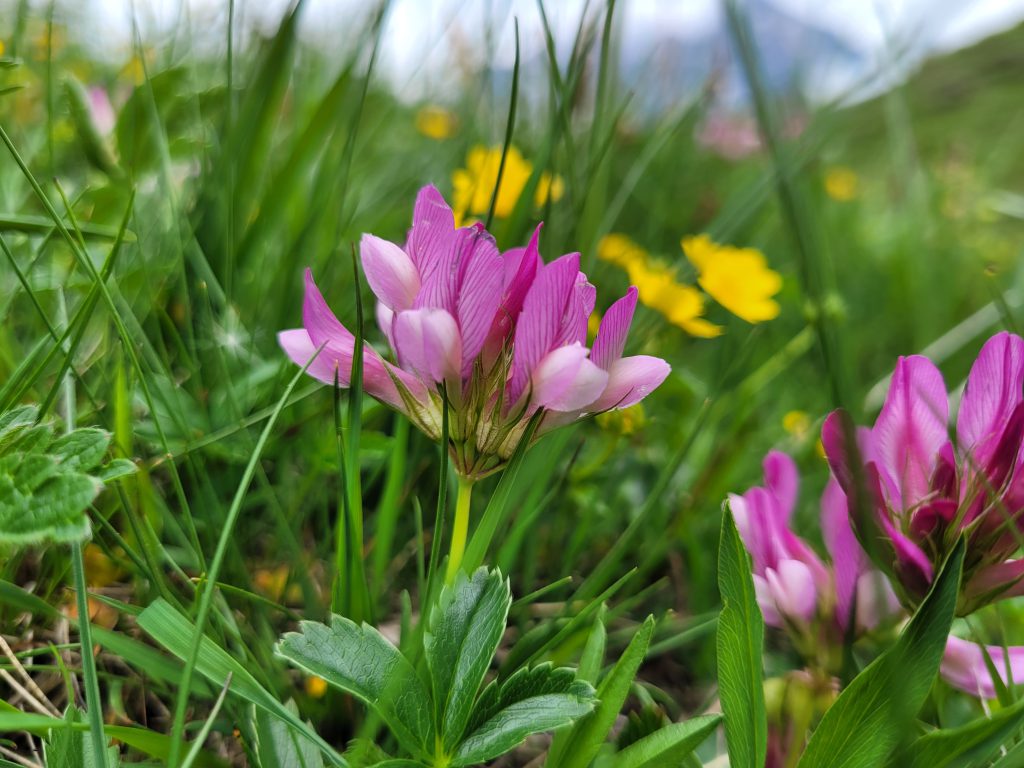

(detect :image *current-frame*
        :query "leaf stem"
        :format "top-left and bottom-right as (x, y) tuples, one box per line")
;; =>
(71, 542), (109, 765)
(445, 476), (475, 585)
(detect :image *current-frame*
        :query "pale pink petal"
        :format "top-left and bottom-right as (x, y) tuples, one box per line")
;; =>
(393, 308), (462, 384)
(956, 332), (1024, 466)
(507, 253), (581, 405)
(766, 560), (818, 624)
(588, 355), (670, 411)
(821, 477), (867, 631)
(407, 184), (456, 272)
(591, 287), (638, 370)
(854, 570), (901, 632)
(376, 302), (396, 351)
(872, 355), (950, 508)
(530, 343), (609, 412)
(753, 574), (783, 628)
(763, 450), (798, 523)
(942, 636), (1024, 699)
(279, 328), (353, 386)
(360, 234), (420, 311)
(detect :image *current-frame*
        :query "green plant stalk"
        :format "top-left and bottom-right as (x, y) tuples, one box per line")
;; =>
(57, 288), (108, 767)
(445, 477), (475, 585)
(70, 543), (109, 766)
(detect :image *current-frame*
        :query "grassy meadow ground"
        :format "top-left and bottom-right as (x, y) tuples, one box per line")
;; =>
(1, 1), (1024, 765)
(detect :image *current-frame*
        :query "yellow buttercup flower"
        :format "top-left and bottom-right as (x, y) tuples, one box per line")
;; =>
(824, 166), (859, 202)
(416, 105), (459, 140)
(682, 234), (781, 323)
(596, 403), (647, 436)
(597, 233), (723, 338)
(782, 410), (810, 438)
(451, 145), (563, 226)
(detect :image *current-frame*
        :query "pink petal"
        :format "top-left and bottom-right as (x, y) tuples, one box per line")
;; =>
(360, 234), (420, 311)
(375, 301), (396, 350)
(878, 509), (934, 588)
(530, 343), (609, 412)
(587, 355), (670, 411)
(277, 328), (418, 411)
(393, 308), (462, 384)
(956, 332), (1024, 466)
(966, 559), (1024, 601)
(872, 355), (950, 509)
(456, 231), (504, 376)
(507, 253), (581, 405)
(407, 184), (456, 272)
(303, 268), (351, 350)
(821, 477), (868, 631)
(766, 560), (818, 624)
(763, 450), (798, 523)
(553, 271), (596, 349)
(941, 636), (1024, 699)
(591, 287), (638, 370)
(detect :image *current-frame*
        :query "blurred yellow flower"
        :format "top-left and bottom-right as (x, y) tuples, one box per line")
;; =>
(451, 145), (563, 226)
(597, 233), (723, 338)
(824, 166), (859, 202)
(84, 543), (125, 587)
(682, 234), (781, 323)
(305, 675), (328, 698)
(782, 410), (810, 438)
(587, 311), (602, 342)
(596, 403), (647, 436)
(416, 105), (458, 140)
(0, 41), (5, 57)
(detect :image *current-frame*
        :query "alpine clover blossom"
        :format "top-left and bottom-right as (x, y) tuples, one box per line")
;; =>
(822, 331), (1024, 614)
(279, 185), (671, 483)
(730, 449), (1024, 698)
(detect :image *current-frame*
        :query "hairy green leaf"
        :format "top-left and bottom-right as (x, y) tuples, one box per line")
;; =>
(425, 567), (512, 750)
(277, 616), (434, 760)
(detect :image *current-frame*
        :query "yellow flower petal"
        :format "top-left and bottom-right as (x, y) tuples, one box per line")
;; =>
(450, 144), (558, 225)
(416, 105), (459, 140)
(682, 236), (782, 324)
(305, 675), (328, 699)
(824, 166), (859, 202)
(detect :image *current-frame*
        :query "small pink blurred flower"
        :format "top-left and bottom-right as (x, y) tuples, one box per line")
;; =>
(88, 87), (116, 136)
(280, 186), (670, 480)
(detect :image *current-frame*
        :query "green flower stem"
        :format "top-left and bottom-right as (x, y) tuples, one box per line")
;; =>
(445, 477), (475, 585)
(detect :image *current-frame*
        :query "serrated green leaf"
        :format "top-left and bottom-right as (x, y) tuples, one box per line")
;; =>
(549, 616), (655, 768)
(50, 428), (111, 471)
(0, 458), (96, 544)
(716, 508), (767, 768)
(276, 616), (434, 760)
(891, 694), (1024, 768)
(608, 715), (722, 768)
(425, 567), (511, 751)
(451, 664), (596, 767)
(797, 539), (966, 768)
(254, 702), (324, 768)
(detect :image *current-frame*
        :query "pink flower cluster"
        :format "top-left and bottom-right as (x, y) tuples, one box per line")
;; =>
(280, 186), (670, 479)
(823, 332), (1024, 612)
(732, 449), (1024, 699)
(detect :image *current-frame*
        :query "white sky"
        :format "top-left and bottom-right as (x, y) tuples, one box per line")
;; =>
(45, 0), (1024, 102)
